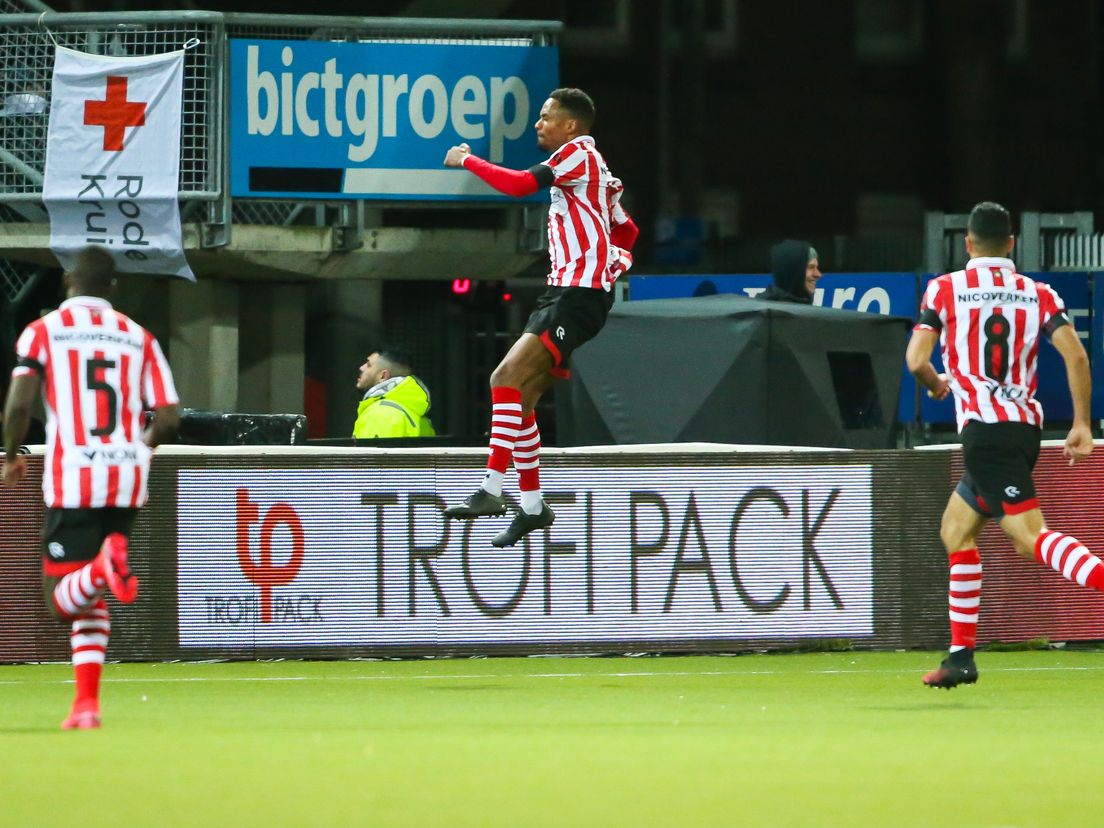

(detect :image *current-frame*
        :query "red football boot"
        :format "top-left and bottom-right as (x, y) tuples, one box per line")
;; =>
(99, 533), (138, 604)
(61, 702), (101, 730)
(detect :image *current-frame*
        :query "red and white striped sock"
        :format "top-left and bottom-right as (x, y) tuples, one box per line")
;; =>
(71, 599), (110, 714)
(1035, 530), (1104, 590)
(947, 548), (982, 651)
(482, 386), (523, 496)
(52, 558), (108, 619)
(514, 413), (543, 515)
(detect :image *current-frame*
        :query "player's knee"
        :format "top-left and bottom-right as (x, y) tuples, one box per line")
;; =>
(939, 522), (971, 553)
(490, 361), (517, 388)
(41, 579), (65, 620)
(1004, 527), (1040, 560)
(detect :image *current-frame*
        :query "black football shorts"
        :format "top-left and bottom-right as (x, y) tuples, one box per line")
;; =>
(524, 285), (615, 379)
(42, 508), (138, 572)
(955, 421), (1042, 519)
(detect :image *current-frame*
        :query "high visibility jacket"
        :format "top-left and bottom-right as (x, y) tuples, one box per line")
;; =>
(352, 375), (436, 438)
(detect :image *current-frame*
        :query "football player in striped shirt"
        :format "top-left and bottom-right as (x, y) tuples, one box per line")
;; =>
(2, 247), (180, 728)
(441, 88), (638, 547)
(907, 201), (1098, 689)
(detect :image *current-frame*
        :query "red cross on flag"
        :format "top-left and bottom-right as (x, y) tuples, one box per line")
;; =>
(84, 76), (147, 151)
(43, 46), (194, 280)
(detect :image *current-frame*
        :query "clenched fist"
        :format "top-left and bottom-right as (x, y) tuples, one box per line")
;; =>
(444, 143), (472, 167)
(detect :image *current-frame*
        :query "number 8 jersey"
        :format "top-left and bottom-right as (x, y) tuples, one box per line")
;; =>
(915, 255), (1071, 431)
(12, 295), (179, 509)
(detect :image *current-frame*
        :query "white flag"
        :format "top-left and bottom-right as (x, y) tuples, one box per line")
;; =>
(43, 46), (194, 280)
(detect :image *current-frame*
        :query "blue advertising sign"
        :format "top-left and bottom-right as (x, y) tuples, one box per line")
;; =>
(229, 39), (559, 200)
(1094, 273), (1104, 420)
(629, 273), (919, 422)
(629, 273), (918, 315)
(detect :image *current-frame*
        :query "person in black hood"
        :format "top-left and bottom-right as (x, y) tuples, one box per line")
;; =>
(761, 240), (821, 303)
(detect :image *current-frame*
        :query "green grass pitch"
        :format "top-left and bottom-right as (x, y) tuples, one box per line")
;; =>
(3, 651), (1104, 827)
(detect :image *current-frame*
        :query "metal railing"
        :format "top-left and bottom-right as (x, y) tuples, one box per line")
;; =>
(1, 11), (223, 202)
(1048, 232), (1104, 271)
(0, 0), (51, 16)
(0, 11), (561, 245)
(924, 211), (1098, 274)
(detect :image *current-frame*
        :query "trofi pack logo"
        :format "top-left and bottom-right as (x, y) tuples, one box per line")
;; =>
(229, 39), (559, 199)
(197, 488), (323, 628)
(235, 489), (305, 623)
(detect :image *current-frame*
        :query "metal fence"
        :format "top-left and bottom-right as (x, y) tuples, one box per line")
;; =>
(1, 11), (223, 201)
(0, 0), (50, 16)
(0, 11), (561, 239)
(1048, 232), (1104, 271)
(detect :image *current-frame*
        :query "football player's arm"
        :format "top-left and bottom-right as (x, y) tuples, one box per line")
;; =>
(443, 142), (547, 198)
(905, 327), (949, 401)
(611, 212), (639, 251)
(3, 373), (39, 485)
(144, 403), (180, 450)
(140, 334), (180, 449)
(1050, 324), (1093, 465)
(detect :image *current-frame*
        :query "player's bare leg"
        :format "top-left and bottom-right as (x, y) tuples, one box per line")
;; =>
(924, 493), (987, 689)
(1002, 508), (1104, 588)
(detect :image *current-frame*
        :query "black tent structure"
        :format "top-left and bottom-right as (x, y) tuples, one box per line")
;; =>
(557, 294), (912, 449)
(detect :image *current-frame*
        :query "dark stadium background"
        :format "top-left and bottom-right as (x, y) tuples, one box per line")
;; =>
(39, 0), (1104, 273)
(6, 0), (1103, 442)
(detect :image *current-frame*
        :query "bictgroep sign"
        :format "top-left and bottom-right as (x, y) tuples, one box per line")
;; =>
(229, 39), (559, 200)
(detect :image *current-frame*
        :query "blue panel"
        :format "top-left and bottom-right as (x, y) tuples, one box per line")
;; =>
(1093, 273), (1104, 420)
(229, 39), (559, 200)
(629, 274), (770, 300)
(628, 272), (917, 312)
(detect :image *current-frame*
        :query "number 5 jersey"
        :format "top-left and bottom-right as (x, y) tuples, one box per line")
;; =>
(12, 295), (179, 508)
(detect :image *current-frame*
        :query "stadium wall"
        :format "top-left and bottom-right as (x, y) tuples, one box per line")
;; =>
(0, 444), (1101, 664)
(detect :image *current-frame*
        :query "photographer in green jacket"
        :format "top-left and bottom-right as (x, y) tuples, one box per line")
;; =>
(352, 347), (436, 439)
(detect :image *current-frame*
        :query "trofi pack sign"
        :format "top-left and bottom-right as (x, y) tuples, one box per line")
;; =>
(176, 465), (874, 649)
(229, 39), (559, 200)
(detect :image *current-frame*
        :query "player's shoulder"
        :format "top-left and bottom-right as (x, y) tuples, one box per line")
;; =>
(548, 135), (594, 163)
(15, 315), (47, 347)
(110, 308), (145, 332)
(24, 310), (59, 335)
(23, 313), (49, 331)
(927, 271), (960, 294)
(1028, 278), (1066, 309)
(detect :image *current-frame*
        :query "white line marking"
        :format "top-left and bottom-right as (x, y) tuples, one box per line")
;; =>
(1, 664), (1103, 686)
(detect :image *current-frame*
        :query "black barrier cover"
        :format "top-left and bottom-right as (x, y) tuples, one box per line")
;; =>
(558, 295), (911, 449)
(174, 409), (307, 445)
(0, 449), (954, 664)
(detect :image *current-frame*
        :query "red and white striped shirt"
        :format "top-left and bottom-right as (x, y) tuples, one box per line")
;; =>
(544, 136), (633, 291)
(915, 256), (1070, 431)
(12, 296), (179, 509)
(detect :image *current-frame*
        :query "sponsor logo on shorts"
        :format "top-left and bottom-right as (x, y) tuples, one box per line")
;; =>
(555, 326), (566, 340)
(48, 542), (65, 559)
(1004, 485), (1020, 498)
